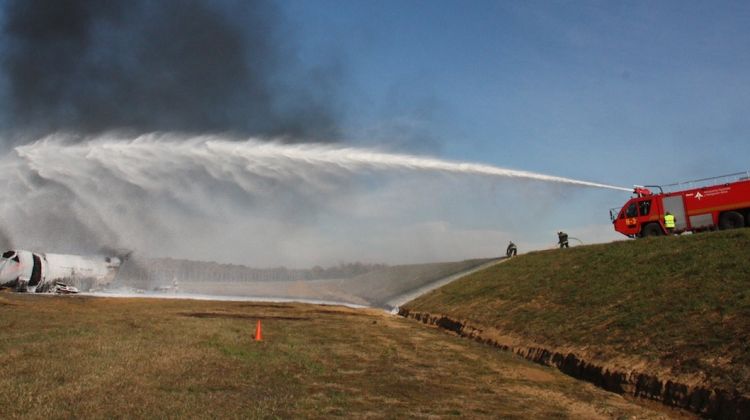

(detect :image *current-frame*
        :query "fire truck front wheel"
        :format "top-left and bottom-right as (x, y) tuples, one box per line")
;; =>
(641, 223), (663, 237)
(718, 211), (744, 230)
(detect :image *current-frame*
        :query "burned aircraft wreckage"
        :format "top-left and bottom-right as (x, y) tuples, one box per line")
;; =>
(0, 249), (126, 294)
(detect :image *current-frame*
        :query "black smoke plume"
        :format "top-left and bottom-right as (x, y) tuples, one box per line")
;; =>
(0, 0), (341, 143)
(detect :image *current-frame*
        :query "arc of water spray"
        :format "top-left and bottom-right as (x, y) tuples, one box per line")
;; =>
(17, 134), (631, 192)
(206, 139), (632, 191)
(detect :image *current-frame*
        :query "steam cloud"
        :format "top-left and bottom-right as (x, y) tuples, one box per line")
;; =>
(0, 0), (340, 143)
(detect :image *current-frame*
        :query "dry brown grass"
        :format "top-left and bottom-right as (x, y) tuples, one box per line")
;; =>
(0, 294), (678, 418)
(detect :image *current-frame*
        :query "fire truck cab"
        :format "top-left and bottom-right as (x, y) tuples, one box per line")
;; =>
(611, 173), (750, 238)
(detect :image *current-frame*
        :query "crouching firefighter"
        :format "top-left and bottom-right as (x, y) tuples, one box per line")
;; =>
(506, 241), (517, 258)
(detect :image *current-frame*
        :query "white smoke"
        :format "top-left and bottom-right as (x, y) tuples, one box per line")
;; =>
(0, 133), (628, 266)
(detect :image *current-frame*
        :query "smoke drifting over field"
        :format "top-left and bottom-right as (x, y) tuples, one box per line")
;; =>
(0, 0), (339, 143)
(0, 133), (625, 266)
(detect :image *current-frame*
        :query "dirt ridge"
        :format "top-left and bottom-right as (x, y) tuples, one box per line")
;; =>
(398, 308), (750, 419)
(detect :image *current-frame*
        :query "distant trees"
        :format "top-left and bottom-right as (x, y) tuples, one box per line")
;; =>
(116, 257), (388, 286)
(308, 262), (388, 280)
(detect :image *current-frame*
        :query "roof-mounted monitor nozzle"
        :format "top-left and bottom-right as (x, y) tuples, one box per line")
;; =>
(633, 186), (652, 197)
(633, 185), (664, 197)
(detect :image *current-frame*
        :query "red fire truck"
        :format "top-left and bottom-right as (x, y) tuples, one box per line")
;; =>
(611, 172), (750, 237)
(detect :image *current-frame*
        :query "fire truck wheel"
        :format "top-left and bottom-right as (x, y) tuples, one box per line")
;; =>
(718, 211), (744, 230)
(641, 223), (663, 237)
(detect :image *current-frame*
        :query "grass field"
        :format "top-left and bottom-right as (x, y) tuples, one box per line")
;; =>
(403, 229), (750, 396)
(0, 293), (676, 418)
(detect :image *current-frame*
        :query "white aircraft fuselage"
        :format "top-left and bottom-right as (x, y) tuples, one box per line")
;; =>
(0, 249), (122, 293)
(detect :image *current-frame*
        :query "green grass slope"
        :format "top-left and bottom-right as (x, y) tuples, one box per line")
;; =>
(404, 229), (750, 394)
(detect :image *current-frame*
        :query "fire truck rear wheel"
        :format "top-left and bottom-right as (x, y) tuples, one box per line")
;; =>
(718, 211), (744, 230)
(641, 223), (663, 237)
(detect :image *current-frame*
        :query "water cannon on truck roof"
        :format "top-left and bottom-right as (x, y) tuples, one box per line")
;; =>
(611, 171), (750, 238)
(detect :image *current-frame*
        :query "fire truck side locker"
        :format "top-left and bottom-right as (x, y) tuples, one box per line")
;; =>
(689, 213), (715, 230)
(662, 195), (688, 231)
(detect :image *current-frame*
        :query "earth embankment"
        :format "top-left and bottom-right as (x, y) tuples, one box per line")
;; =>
(401, 229), (750, 418)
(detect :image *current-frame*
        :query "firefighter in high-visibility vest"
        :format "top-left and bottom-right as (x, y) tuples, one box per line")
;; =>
(664, 212), (676, 234)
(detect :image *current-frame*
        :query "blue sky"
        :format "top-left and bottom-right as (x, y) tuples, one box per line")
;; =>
(282, 0), (750, 188)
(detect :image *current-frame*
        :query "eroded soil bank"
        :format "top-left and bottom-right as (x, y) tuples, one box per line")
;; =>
(399, 308), (750, 419)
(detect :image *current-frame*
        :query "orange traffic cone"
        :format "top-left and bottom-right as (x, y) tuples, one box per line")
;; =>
(254, 319), (263, 341)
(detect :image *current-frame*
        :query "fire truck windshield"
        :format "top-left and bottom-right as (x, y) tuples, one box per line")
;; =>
(625, 202), (638, 218)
